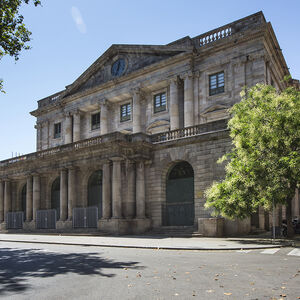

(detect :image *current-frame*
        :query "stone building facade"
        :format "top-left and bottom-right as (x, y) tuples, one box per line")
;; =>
(0, 12), (299, 235)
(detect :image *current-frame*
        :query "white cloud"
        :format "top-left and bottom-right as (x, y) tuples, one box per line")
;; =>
(71, 6), (87, 34)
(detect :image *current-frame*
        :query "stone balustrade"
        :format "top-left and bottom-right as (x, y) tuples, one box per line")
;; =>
(151, 119), (228, 143)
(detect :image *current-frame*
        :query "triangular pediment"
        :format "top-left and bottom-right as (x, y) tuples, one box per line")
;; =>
(64, 44), (190, 97)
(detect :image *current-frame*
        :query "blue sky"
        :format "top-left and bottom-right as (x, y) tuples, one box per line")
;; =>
(0, 0), (299, 160)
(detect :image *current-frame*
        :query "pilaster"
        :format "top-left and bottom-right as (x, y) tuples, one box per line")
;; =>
(102, 161), (111, 219)
(26, 175), (33, 221)
(132, 88), (142, 133)
(32, 174), (40, 221)
(136, 160), (146, 219)
(112, 157), (122, 218)
(60, 169), (68, 221)
(4, 180), (11, 222)
(182, 72), (194, 127)
(169, 77), (180, 130)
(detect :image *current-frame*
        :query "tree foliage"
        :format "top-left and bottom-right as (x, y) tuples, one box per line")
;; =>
(0, 0), (41, 92)
(205, 84), (300, 223)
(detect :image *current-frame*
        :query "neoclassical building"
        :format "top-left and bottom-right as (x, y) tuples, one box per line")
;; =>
(0, 12), (299, 235)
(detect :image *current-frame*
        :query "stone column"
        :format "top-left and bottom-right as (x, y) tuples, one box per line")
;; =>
(183, 72), (194, 128)
(4, 180), (11, 222)
(60, 169), (68, 221)
(35, 123), (42, 151)
(73, 112), (81, 142)
(132, 89), (142, 133)
(32, 175), (40, 221)
(102, 161), (111, 219)
(136, 161), (146, 219)
(0, 181), (4, 223)
(169, 78), (180, 130)
(258, 206), (265, 230)
(68, 168), (76, 220)
(64, 113), (72, 144)
(26, 176), (33, 221)
(125, 161), (135, 218)
(100, 100), (108, 135)
(112, 158), (122, 218)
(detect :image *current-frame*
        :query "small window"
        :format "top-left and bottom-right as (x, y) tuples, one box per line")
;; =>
(120, 103), (131, 122)
(54, 122), (61, 139)
(91, 112), (100, 130)
(209, 72), (224, 96)
(153, 92), (166, 113)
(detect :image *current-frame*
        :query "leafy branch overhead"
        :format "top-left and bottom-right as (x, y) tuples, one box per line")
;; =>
(0, 0), (41, 92)
(0, 0), (40, 60)
(205, 84), (300, 223)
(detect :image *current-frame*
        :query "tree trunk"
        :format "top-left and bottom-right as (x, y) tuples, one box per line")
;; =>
(286, 197), (294, 238)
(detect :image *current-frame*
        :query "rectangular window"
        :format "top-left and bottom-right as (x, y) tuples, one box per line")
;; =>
(54, 122), (61, 139)
(209, 72), (225, 96)
(153, 92), (166, 113)
(91, 112), (100, 130)
(120, 103), (131, 122)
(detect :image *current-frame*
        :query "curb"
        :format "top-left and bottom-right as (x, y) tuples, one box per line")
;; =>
(0, 239), (293, 251)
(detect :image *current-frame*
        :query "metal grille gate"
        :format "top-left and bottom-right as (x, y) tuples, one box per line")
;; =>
(6, 212), (24, 229)
(73, 207), (98, 228)
(36, 209), (56, 229)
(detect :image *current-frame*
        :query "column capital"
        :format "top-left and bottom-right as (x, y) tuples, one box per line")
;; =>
(168, 76), (179, 85)
(181, 71), (194, 80)
(130, 87), (146, 99)
(35, 122), (42, 130)
(111, 156), (123, 162)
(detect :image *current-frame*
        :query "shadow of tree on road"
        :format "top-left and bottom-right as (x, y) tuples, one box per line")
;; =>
(0, 247), (143, 295)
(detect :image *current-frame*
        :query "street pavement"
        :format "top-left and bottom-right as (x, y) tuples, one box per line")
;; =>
(0, 233), (295, 250)
(0, 241), (299, 299)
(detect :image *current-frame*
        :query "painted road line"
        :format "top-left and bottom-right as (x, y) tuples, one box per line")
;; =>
(236, 250), (252, 253)
(287, 249), (300, 256)
(260, 248), (280, 255)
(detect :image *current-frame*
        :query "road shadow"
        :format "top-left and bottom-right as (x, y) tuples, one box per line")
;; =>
(0, 247), (143, 295)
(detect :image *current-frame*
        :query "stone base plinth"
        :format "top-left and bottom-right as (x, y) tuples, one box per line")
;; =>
(198, 217), (224, 237)
(99, 218), (151, 235)
(23, 221), (36, 231)
(224, 217), (251, 236)
(0, 222), (6, 231)
(56, 220), (72, 230)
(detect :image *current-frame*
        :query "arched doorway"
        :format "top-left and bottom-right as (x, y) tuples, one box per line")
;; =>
(21, 184), (26, 220)
(88, 170), (103, 218)
(165, 161), (194, 226)
(51, 177), (60, 220)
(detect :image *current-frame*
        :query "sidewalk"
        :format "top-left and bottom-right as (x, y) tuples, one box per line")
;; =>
(0, 233), (295, 250)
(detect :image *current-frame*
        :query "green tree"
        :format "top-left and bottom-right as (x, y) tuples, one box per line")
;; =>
(0, 0), (41, 93)
(205, 83), (300, 237)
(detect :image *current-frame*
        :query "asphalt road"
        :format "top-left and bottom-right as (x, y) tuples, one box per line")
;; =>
(0, 242), (299, 300)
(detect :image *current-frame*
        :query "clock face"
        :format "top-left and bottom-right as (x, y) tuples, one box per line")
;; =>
(111, 58), (126, 77)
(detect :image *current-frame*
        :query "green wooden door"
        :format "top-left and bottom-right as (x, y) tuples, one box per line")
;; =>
(88, 170), (103, 219)
(51, 177), (60, 220)
(165, 162), (194, 226)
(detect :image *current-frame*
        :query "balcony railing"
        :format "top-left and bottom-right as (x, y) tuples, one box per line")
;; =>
(0, 134), (105, 167)
(0, 120), (228, 167)
(193, 25), (233, 47)
(151, 119), (228, 144)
